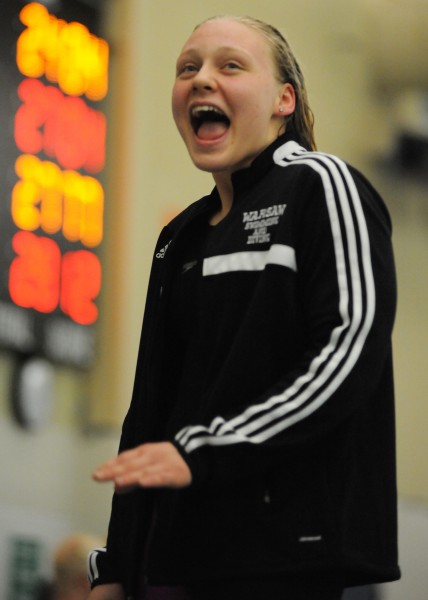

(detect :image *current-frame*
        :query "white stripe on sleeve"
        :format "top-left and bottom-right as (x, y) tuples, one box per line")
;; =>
(87, 547), (106, 584)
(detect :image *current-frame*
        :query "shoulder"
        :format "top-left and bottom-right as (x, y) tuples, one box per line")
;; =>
(273, 142), (385, 205)
(270, 143), (391, 231)
(273, 141), (373, 192)
(272, 141), (352, 182)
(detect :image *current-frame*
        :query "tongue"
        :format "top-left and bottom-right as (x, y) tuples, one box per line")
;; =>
(197, 121), (228, 140)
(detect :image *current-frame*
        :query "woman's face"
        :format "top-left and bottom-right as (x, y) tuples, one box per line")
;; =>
(172, 19), (295, 176)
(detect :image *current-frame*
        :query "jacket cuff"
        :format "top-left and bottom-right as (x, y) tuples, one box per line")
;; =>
(172, 439), (209, 486)
(88, 546), (123, 588)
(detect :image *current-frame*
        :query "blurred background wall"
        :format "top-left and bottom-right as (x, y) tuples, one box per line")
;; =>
(0, 0), (427, 598)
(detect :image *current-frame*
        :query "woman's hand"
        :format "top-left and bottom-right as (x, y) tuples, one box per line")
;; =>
(87, 583), (125, 600)
(92, 442), (192, 492)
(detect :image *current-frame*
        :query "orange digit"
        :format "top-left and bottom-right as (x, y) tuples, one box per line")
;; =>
(9, 231), (61, 313)
(60, 250), (101, 325)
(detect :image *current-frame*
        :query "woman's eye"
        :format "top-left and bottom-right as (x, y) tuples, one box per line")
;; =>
(224, 62), (240, 70)
(177, 64), (198, 76)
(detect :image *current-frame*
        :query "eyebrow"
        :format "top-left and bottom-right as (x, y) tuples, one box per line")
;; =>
(176, 45), (252, 64)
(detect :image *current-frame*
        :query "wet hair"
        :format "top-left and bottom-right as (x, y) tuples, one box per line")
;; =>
(195, 16), (316, 151)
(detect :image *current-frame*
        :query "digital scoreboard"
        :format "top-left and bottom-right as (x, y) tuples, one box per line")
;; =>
(0, 1), (109, 368)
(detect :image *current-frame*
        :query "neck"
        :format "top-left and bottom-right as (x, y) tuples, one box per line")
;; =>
(210, 171), (233, 225)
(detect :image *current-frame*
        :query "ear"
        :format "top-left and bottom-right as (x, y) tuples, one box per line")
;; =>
(275, 83), (295, 117)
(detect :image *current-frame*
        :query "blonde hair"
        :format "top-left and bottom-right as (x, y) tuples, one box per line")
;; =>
(196, 16), (316, 151)
(53, 533), (104, 595)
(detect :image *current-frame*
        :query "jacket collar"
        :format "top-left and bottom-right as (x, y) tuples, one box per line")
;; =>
(230, 130), (301, 194)
(178, 131), (303, 226)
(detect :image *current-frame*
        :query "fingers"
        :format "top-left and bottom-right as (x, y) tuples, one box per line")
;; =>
(92, 447), (145, 481)
(92, 442), (192, 492)
(88, 583), (125, 600)
(92, 448), (146, 492)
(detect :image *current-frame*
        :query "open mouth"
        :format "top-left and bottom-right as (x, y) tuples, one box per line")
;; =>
(190, 105), (231, 140)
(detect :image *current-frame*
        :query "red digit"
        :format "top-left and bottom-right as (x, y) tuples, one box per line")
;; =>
(15, 79), (61, 154)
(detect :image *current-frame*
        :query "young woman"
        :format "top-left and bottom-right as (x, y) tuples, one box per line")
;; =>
(88, 16), (400, 600)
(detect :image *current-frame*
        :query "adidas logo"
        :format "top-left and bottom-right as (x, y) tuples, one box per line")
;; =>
(156, 241), (171, 259)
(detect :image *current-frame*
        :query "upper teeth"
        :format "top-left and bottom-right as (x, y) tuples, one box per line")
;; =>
(191, 106), (224, 117)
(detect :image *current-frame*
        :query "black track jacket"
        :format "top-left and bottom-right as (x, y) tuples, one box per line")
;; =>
(89, 133), (400, 594)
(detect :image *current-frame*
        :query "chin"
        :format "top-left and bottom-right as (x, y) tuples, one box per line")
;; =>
(188, 152), (228, 173)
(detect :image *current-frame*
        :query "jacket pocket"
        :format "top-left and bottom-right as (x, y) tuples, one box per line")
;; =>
(262, 458), (340, 565)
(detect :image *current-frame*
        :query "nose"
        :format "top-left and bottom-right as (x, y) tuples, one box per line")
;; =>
(192, 64), (216, 92)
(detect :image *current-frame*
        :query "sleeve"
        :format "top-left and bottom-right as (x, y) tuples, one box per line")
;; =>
(172, 153), (397, 485)
(87, 225), (175, 590)
(87, 201), (215, 588)
(88, 546), (121, 589)
(87, 487), (151, 590)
